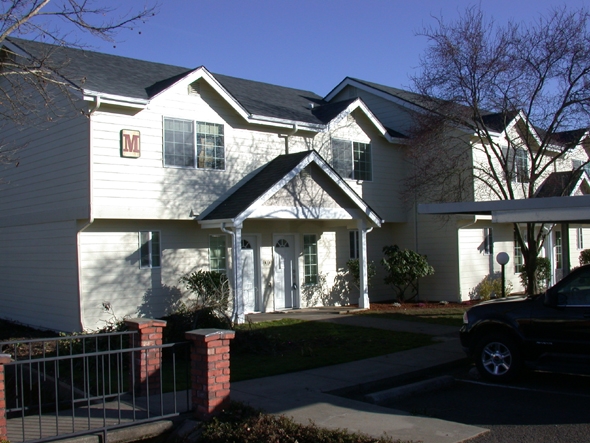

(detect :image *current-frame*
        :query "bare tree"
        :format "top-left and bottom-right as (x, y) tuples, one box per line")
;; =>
(0, 0), (157, 165)
(407, 6), (590, 294)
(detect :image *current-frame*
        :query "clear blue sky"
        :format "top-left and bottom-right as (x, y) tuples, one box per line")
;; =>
(59, 0), (590, 96)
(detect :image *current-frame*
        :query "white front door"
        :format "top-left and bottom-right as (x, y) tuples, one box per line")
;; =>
(241, 236), (259, 313)
(273, 235), (297, 310)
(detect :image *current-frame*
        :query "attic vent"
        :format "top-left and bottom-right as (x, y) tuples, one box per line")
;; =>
(188, 82), (200, 95)
(307, 103), (315, 110)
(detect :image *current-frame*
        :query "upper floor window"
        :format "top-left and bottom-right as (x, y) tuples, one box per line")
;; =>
(514, 148), (529, 183)
(140, 231), (161, 268)
(331, 139), (372, 181)
(577, 227), (584, 250)
(164, 118), (225, 170)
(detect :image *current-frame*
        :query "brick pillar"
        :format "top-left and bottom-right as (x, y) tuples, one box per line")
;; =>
(0, 354), (11, 439)
(125, 318), (167, 396)
(185, 329), (235, 420)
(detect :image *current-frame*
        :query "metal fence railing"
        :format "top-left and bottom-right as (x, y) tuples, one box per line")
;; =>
(1, 331), (190, 443)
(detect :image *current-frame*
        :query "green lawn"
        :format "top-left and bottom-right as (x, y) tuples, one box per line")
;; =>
(356, 306), (468, 327)
(230, 318), (433, 381)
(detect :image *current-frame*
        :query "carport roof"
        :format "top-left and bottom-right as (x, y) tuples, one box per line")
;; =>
(418, 195), (590, 223)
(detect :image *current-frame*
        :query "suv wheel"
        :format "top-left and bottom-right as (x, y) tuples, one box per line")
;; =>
(475, 334), (522, 382)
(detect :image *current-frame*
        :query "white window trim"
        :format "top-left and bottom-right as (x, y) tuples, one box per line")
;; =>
(483, 228), (493, 256)
(303, 233), (318, 286)
(139, 231), (161, 269)
(331, 138), (372, 181)
(163, 117), (225, 171)
(209, 235), (228, 274)
(349, 229), (360, 259)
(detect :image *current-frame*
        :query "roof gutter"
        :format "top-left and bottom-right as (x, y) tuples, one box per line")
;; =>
(248, 114), (323, 132)
(83, 91), (148, 109)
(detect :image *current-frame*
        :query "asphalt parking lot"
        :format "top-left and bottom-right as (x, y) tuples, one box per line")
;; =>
(371, 363), (590, 443)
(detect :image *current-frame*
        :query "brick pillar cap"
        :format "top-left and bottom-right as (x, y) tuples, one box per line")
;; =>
(124, 318), (167, 328)
(185, 329), (235, 341)
(0, 353), (12, 364)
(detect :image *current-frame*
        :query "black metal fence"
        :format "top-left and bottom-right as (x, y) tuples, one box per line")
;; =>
(1, 331), (190, 443)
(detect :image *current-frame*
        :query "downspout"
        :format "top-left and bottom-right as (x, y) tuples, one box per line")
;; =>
(76, 95), (100, 331)
(278, 124), (298, 155)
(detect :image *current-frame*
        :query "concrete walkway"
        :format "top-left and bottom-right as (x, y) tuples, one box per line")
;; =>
(232, 308), (488, 443)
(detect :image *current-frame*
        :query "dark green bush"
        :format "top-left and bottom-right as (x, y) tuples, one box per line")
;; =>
(381, 245), (434, 302)
(519, 256), (551, 292)
(580, 249), (590, 266)
(199, 402), (407, 443)
(346, 259), (377, 291)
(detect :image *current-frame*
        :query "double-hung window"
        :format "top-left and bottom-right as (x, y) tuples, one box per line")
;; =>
(349, 230), (360, 259)
(514, 230), (524, 273)
(331, 139), (372, 181)
(209, 235), (227, 274)
(483, 228), (493, 255)
(303, 234), (318, 285)
(164, 118), (225, 170)
(140, 231), (161, 268)
(578, 227), (584, 250)
(514, 148), (529, 183)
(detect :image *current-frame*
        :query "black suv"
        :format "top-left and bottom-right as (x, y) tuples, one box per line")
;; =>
(460, 264), (590, 381)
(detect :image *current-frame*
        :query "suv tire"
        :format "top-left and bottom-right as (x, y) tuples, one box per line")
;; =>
(475, 334), (522, 382)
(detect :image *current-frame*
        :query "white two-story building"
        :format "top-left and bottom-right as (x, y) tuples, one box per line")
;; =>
(1, 38), (588, 331)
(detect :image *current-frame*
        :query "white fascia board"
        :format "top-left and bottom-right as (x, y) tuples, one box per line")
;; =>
(325, 78), (426, 114)
(233, 154), (316, 225)
(247, 114), (324, 131)
(504, 110), (543, 147)
(148, 66), (251, 121)
(323, 98), (395, 143)
(83, 91), (148, 109)
(233, 151), (382, 227)
(420, 195), (590, 223)
(493, 207), (590, 223)
(199, 219), (235, 229)
(572, 172), (590, 195)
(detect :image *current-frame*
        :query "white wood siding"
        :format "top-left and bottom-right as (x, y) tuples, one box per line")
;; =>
(78, 219), (210, 330)
(0, 105), (90, 223)
(0, 221), (80, 331)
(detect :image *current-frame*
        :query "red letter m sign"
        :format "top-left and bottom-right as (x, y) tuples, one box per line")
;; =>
(121, 130), (140, 158)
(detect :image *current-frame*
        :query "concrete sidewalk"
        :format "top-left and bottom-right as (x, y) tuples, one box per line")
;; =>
(232, 309), (488, 443)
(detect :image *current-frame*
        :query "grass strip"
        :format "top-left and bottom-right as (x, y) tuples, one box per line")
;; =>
(231, 318), (433, 381)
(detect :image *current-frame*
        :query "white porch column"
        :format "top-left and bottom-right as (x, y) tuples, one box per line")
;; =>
(561, 222), (571, 277)
(357, 219), (370, 309)
(226, 224), (244, 324)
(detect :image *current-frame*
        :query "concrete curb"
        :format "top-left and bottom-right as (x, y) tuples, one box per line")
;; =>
(365, 375), (455, 404)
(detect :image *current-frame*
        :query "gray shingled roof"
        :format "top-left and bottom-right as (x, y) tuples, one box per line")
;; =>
(534, 170), (586, 198)
(6, 38), (326, 124)
(201, 151), (312, 220)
